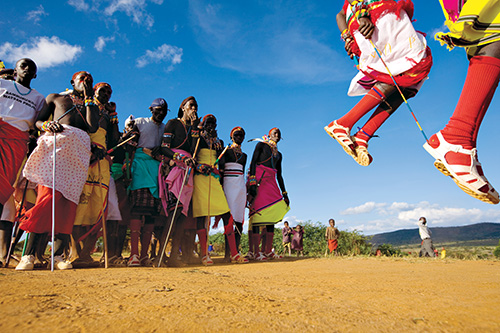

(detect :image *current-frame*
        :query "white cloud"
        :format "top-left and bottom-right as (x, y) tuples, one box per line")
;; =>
(94, 36), (115, 52)
(68, 0), (90, 11)
(345, 201), (500, 234)
(26, 5), (48, 24)
(136, 44), (183, 70)
(188, 0), (352, 85)
(68, 0), (163, 28)
(0, 36), (82, 69)
(341, 202), (387, 215)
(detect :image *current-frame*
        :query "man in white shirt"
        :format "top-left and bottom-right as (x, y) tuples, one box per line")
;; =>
(418, 217), (436, 257)
(0, 58), (46, 267)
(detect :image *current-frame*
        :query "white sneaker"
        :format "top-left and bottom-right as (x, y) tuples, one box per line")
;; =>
(15, 255), (35, 271)
(52, 255), (72, 270)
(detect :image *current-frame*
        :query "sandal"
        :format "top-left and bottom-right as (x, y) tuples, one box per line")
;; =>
(324, 121), (356, 159)
(352, 136), (373, 166)
(230, 253), (249, 264)
(127, 254), (140, 267)
(255, 252), (268, 261)
(266, 251), (283, 260)
(202, 255), (214, 266)
(423, 131), (499, 204)
(140, 256), (153, 267)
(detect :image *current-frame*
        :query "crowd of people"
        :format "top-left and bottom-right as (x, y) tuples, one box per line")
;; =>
(0, 60), (290, 270)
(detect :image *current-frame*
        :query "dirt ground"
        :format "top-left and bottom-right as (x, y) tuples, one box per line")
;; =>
(1, 256), (499, 332)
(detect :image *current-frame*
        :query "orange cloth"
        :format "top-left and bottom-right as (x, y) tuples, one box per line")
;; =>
(328, 239), (338, 252)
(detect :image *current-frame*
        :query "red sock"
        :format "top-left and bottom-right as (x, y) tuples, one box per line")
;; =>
(252, 233), (261, 254)
(140, 223), (154, 259)
(129, 219), (141, 256)
(440, 55), (500, 149)
(355, 107), (392, 143)
(224, 218), (238, 257)
(335, 87), (386, 129)
(265, 232), (274, 254)
(197, 228), (207, 256)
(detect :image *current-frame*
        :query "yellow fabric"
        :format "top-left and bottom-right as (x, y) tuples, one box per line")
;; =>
(73, 128), (110, 226)
(249, 199), (289, 226)
(436, 0), (500, 55)
(192, 148), (230, 218)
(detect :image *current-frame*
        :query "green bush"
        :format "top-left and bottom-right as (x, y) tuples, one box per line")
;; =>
(206, 220), (372, 257)
(493, 240), (500, 258)
(376, 243), (402, 257)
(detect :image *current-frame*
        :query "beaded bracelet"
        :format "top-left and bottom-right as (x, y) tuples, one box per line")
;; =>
(85, 100), (96, 107)
(341, 29), (352, 42)
(248, 175), (257, 186)
(40, 121), (51, 132)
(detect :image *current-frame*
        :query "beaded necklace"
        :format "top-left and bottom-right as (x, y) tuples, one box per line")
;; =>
(14, 81), (32, 96)
(201, 130), (219, 150)
(230, 142), (244, 163)
(265, 139), (279, 157)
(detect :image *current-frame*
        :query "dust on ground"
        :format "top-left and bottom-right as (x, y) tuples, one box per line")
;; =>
(1, 257), (499, 332)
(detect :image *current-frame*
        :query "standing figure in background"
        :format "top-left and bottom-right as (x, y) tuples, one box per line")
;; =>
(326, 218), (340, 255)
(281, 221), (292, 257)
(418, 217), (436, 257)
(291, 225), (304, 257)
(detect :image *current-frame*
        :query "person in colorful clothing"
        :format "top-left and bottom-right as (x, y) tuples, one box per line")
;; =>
(71, 82), (119, 267)
(126, 98), (168, 267)
(17, 71), (100, 270)
(247, 128), (290, 261)
(220, 126), (247, 259)
(154, 96), (198, 267)
(281, 221), (292, 256)
(291, 224), (304, 257)
(423, 0), (500, 204)
(325, 0), (432, 166)
(192, 115), (248, 265)
(325, 219), (340, 255)
(0, 58), (47, 267)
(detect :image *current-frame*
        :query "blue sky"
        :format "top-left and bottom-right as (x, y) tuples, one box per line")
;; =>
(2, 0), (499, 235)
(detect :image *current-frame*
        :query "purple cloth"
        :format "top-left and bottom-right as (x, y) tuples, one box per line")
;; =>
(291, 229), (304, 251)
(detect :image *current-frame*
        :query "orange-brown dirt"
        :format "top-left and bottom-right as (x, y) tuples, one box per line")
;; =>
(1, 257), (499, 332)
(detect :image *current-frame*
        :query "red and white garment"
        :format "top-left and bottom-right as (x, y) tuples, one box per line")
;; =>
(222, 162), (246, 223)
(23, 125), (91, 205)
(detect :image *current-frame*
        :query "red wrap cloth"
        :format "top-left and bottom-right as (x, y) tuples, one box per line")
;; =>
(0, 119), (29, 205)
(20, 185), (77, 235)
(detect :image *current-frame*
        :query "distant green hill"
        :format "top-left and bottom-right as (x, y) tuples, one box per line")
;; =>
(369, 222), (500, 246)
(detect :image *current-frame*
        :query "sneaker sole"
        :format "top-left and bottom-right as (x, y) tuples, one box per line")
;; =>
(324, 126), (357, 160)
(354, 148), (372, 166)
(433, 160), (499, 205)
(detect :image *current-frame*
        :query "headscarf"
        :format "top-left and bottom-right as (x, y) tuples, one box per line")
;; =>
(230, 126), (245, 140)
(198, 114), (216, 129)
(93, 82), (112, 93)
(71, 71), (91, 82)
(178, 96), (197, 118)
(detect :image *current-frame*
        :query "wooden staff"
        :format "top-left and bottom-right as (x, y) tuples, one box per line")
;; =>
(157, 137), (201, 267)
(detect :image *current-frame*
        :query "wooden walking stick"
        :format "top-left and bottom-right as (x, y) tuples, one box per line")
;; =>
(157, 137), (201, 267)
